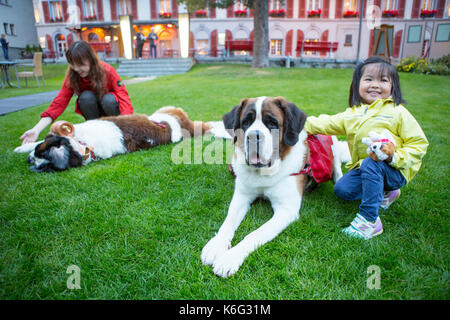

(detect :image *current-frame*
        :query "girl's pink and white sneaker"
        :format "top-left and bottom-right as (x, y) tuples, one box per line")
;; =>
(380, 189), (401, 210)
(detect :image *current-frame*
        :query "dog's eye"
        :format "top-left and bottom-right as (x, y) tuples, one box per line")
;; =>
(242, 116), (253, 128)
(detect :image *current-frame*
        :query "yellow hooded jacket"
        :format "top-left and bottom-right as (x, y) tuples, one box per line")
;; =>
(304, 98), (428, 183)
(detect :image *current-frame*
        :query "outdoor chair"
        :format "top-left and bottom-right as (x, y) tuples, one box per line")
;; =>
(17, 52), (45, 88)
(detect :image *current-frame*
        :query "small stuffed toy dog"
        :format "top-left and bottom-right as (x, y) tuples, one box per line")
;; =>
(362, 130), (396, 163)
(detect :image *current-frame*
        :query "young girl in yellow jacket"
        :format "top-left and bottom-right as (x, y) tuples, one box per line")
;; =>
(305, 57), (428, 240)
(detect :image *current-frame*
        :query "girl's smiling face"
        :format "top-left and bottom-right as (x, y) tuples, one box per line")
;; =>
(70, 59), (90, 78)
(359, 63), (392, 104)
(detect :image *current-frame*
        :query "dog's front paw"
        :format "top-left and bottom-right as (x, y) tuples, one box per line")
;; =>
(201, 236), (231, 266)
(212, 247), (245, 278)
(14, 144), (35, 153)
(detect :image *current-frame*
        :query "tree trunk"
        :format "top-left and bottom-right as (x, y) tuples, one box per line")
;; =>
(252, 0), (269, 68)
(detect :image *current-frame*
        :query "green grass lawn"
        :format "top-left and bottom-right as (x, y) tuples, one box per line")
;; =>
(0, 64), (448, 299)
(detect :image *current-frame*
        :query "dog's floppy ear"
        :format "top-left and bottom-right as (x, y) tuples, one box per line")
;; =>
(273, 96), (307, 146)
(222, 98), (248, 143)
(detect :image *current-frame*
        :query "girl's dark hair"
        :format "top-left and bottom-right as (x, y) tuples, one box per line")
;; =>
(348, 57), (405, 107)
(65, 41), (106, 99)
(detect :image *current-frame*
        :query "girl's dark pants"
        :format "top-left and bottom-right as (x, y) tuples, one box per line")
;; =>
(77, 90), (120, 120)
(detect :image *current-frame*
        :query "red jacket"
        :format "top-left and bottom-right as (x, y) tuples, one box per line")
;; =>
(41, 62), (134, 121)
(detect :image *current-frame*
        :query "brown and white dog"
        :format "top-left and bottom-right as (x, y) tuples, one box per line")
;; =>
(15, 107), (210, 172)
(201, 96), (350, 278)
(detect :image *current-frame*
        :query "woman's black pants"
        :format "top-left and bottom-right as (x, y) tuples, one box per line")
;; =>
(77, 90), (120, 120)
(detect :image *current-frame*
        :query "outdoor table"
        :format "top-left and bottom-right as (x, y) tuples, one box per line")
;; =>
(0, 60), (20, 89)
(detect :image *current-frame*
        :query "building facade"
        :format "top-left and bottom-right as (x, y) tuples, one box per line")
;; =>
(0, 0), (39, 60)
(32, 0), (450, 62)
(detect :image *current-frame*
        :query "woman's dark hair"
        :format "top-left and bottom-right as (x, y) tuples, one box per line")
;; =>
(65, 41), (106, 99)
(348, 57), (405, 107)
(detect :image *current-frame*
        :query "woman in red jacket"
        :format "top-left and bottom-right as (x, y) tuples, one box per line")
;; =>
(20, 40), (134, 144)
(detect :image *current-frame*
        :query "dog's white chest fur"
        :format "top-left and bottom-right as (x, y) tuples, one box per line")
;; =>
(73, 120), (127, 161)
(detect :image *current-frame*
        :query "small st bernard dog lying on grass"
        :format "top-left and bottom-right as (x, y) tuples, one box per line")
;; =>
(202, 96), (350, 278)
(15, 107), (210, 172)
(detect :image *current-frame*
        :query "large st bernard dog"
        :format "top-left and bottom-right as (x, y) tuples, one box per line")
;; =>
(201, 96), (349, 278)
(15, 107), (210, 172)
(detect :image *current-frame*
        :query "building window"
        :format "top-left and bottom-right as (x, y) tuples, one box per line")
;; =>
(117, 0), (131, 15)
(49, 1), (64, 22)
(383, 0), (397, 10)
(308, 0), (322, 11)
(270, 39), (283, 55)
(159, 0), (171, 13)
(422, 0), (437, 10)
(435, 23), (450, 41)
(344, 0), (358, 11)
(3, 23), (9, 35)
(196, 39), (209, 55)
(84, 0), (97, 19)
(407, 25), (422, 43)
(269, 0), (284, 10)
(9, 24), (14, 36)
(344, 34), (352, 46)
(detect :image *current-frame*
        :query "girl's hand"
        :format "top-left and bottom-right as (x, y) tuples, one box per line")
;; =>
(20, 128), (39, 145)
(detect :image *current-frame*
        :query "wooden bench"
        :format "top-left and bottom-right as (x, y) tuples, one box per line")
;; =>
(296, 41), (338, 57)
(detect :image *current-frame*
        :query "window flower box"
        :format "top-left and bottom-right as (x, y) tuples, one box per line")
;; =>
(382, 10), (399, 17)
(195, 10), (207, 18)
(420, 9), (437, 18)
(343, 10), (359, 18)
(159, 11), (172, 19)
(85, 15), (97, 21)
(50, 17), (63, 23)
(269, 9), (286, 17)
(234, 10), (247, 17)
(307, 9), (322, 17)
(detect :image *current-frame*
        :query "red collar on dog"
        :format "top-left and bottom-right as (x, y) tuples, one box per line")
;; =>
(77, 140), (96, 161)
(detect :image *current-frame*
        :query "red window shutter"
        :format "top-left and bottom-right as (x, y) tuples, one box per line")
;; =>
(43, 1), (50, 23)
(285, 30), (293, 55)
(298, 0), (306, 18)
(287, 0), (293, 18)
(97, 0), (104, 21)
(250, 8), (253, 17)
(368, 29), (374, 57)
(398, 0), (406, 18)
(189, 31), (194, 49)
(76, 0), (84, 21)
(46, 34), (54, 51)
(411, 0), (421, 18)
(250, 30), (254, 41)
(67, 33), (74, 47)
(320, 30), (329, 57)
(150, 0), (157, 19)
(296, 29), (304, 57)
(393, 30), (403, 58)
(226, 30), (233, 41)
(62, 0), (69, 22)
(335, 0), (343, 18)
(322, 0), (330, 18)
(171, 0), (178, 18)
(227, 6), (233, 18)
(210, 8), (216, 18)
(210, 1), (216, 18)
(437, 0), (445, 18)
(110, 0), (117, 20)
(132, 0), (138, 20)
(210, 30), (217, 56)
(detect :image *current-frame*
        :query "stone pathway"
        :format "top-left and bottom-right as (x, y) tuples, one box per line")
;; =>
(0, 76), (155, 116)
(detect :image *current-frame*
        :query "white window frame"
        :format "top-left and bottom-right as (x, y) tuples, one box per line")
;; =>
(422, 0), (438, 10)
(269, 0), (284, 10)
(117, 0), (131, 16)
(49, 1), (63, 21)
(270, 39), (283, 56)
(343, 0), (358, 11)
